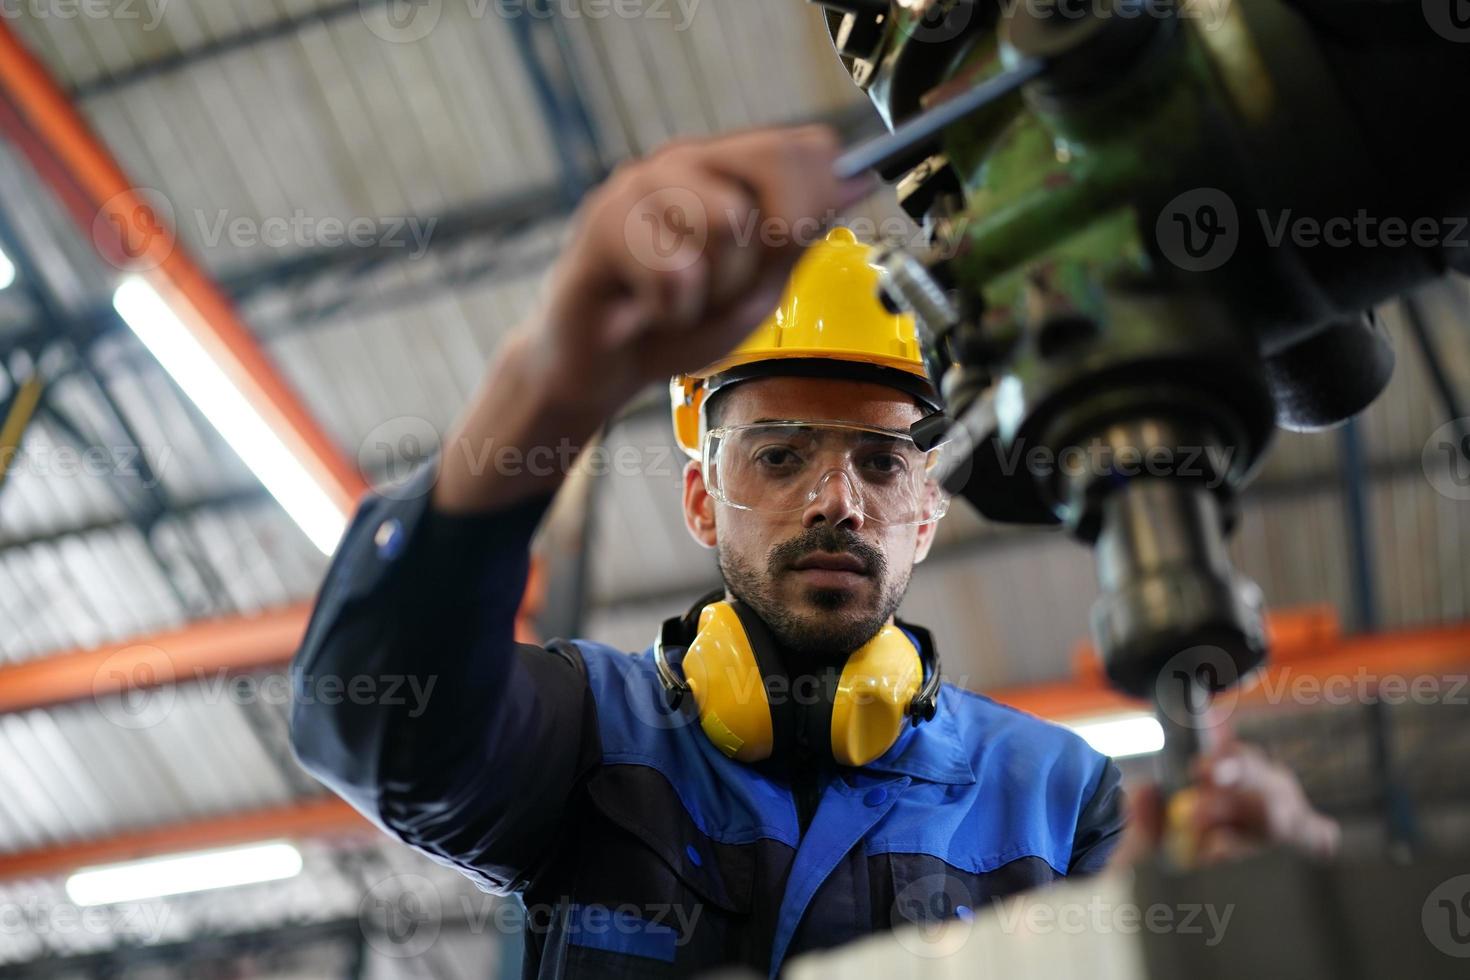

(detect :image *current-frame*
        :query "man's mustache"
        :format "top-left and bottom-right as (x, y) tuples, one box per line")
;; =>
(768, 526), (886, 579)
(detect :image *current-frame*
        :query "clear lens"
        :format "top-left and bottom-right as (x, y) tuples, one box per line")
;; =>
(703, 420), (950, 526)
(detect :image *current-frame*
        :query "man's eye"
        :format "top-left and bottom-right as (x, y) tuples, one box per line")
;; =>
(754, 447), (802, 468)
(863, 453), (908, 475)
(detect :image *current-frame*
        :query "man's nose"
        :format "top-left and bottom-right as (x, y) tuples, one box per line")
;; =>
(802, 470), (864, 529)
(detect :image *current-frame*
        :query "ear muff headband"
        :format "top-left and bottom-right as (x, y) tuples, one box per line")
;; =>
(654, 596), (943, 766)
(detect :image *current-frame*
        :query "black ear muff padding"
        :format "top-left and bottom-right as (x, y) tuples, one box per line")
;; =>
(895, 619), (942, 723)
(656, 588), (730, 710)
(796, 666), (840, 769)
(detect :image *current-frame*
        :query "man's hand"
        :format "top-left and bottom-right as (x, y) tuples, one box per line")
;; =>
(533, 125), (872, 414)
(1109, 733), (1341, 870)
(434, 125), (871, 514)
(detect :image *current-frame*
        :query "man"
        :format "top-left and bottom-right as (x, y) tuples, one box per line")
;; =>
(290, 125), (1339, 978)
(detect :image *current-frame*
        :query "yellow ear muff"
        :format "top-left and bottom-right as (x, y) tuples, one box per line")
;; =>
(830, 624), (923, 767)
(681, 602), (774, 763)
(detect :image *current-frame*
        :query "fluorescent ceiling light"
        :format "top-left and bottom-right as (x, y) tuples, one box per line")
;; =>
(0, 246), (14, 290)
(66, 841), (303, 906)
(113, 276), (346, 554)
(1065, 711), (1165, 759)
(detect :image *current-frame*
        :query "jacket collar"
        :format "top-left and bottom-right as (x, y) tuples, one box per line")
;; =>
(862, 685), (975, 785)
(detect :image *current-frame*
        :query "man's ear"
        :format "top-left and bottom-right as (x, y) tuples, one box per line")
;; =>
(912, 489), (941, 564)
(683, 459), (718, 550)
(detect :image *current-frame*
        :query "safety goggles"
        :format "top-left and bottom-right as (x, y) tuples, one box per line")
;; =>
(702, 420), (951, 526)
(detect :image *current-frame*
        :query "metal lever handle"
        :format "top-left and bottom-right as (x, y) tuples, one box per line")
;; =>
(805, 0), (890, 14)
(833, 56), (1047, 180)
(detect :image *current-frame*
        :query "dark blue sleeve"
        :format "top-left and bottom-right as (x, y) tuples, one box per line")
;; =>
(1067, 758), (1127, 875)
(288, 460), (600, 893)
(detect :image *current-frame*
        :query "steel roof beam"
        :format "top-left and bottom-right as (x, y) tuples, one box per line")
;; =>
(0, 22), (367, 527)
(0, 796), (369, 883)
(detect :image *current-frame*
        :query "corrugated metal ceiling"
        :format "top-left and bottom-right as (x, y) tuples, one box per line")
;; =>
(0, 0), (1466, 971)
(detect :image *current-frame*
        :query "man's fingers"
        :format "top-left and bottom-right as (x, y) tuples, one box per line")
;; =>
(609, 129), (863, 336)
(536, 123), (880, 405)
(1196, 826), (1259, 866)
(601, 165), (756, 329)
(705, 126), (854, 255)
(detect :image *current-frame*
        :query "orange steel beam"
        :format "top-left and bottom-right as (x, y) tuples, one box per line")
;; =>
(992, 614), (1470, 721)
(0, 549), (547, 716)
(4, 603), (1464, 721)
(0, 604), (311, 716)
(0, 23), (365, 518)
(0, 797), (372, 883)
(0, 612), (1463, 884)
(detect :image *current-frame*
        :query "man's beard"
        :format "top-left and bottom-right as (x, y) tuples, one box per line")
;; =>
(718, 525), (910, 664)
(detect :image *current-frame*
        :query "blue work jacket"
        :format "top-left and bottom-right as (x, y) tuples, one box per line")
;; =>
(289, 462), (1125, 978)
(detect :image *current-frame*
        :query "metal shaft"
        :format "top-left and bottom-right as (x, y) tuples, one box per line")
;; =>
(833, 57), (1046, 180)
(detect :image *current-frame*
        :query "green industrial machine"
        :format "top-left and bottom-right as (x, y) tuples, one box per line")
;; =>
(819, 0), (1470, 785)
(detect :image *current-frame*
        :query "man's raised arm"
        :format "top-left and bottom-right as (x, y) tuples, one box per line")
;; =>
(288, 126), (871, 890)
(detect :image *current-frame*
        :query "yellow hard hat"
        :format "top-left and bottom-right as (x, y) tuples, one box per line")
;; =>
(669, 227), (940, 459)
